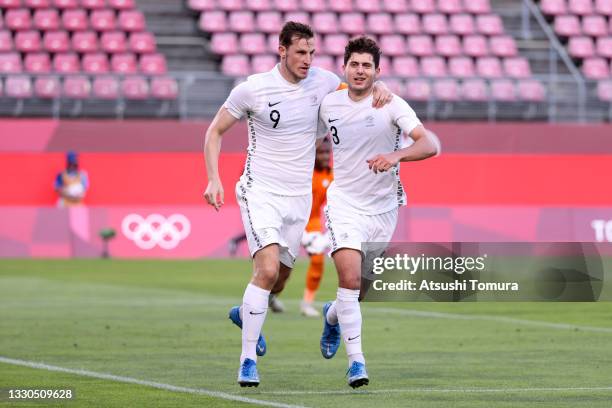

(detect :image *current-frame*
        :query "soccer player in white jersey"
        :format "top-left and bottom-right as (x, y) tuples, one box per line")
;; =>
(203, 23), (392, 387)
(317, 36), (440, 388)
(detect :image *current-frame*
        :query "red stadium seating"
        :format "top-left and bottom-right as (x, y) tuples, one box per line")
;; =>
(150, 76), (179, 100)
(90, 9), (117, 31)
(490, 79), (516, 101)
(438, 0), (462, 14)
(461, 78), (488, 100)
(379, 34), (405, 56)
(450, 14), (475, 35)
(435, 35), (461, 57)
(0, 52), (22, 73)
(129, 32), (156, 53)
(582, 15), (607, 37)
(62, 9), (88, 30)
(256, 11), (282, 33)
(92, 75), (120, 99)
(582, 57), (610, 79)
(568, 36), (595, 58)
(140, 53), (167, 75)
(339, 13), (365, 35)
(218, 0), (243, 11)
(24, 52), (50, 72)
(504, 57), (531, 78)
(72, 31), (99, 53)
(6, 9), (32, 30)
(101, 31), (127, 53)
(251, 54), (277, 72)
(246, 0), (271, 11)
(449, 56), (475, 77)
(211, 32), (239, 54)
(422, 14), (448, 35)
(53, 52), (79, 72)
(411, 0), (435, 14)
(111, 52), (137, 73)
(82, 0), (106, 10)
(34, 76), (61, 98)
(15, 30), (41, 52)
(420, 56), (447, 77)
(391, 56), (419, 77)
(329, 0), (353, 12)
(518, 79), (546, 102)
(490, 35), (518, 57)
(434, 79), (459, 101)
(33, 8), (59, 30)
(82, 52), (109, 73)
(367, 13), (394, 35)
(394, 13), (421, 35)
(568, 0), (593, 15)
(121, 76), (149, 99)
(554, 15), (581, 37)
(5, 75), (33, 97)
(118, 10), (145, 31)
(0, 31), (13, 51)
(476, 57), (503, 78)
(382, 0), (408, 13)
(63, 75), (90, 98)
(323, 33), (349, 55)
(239, 32), (266, 54)
(302, 0), (326, 13)
(405, 79), (431, 100)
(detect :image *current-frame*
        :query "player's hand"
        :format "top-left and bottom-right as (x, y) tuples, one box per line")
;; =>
(372, 81), (393, 108)
(203, 179), (224, 211)
(367, 153), (399, 174)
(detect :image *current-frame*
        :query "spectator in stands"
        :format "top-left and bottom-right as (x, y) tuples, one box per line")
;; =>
(54, 151), (89, 207)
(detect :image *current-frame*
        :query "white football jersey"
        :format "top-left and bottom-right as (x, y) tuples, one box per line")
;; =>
(319, 90), (422, 215)
(224, 65), (340, 195)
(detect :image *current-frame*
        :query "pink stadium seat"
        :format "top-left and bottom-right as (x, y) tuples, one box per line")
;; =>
(379, 34), (406, 56)
(150, 76), (178, 100)
(490, 79), (517, 101)
(568, 0), (593, 15)
(596, 37), (612, 58)
(405, 79), (431, 101)
(24, 52), (50, 72)
(595, 0), (612, 15)
(420, 56), (447, 77)
(15, 30), (41, 52)
(82, 52), (109, 73)
(92, 75), (120, 99)
(245, 0), (271, 11)
(518, 79), (545, 101)
(189, 0), (215, 11)
(476, 56), (503, 78)
(199, 11), (227, 32)
(140, 53), (167, 74)
(101, 31), (127, 53)
(464, 0), (491, 14)
(0, 31), (12, 51)
(34, 0), (53, 6)
(267, 33), (278, 52)
(273, 0), (298, 11)
(410, 0), (435, 14)
(5, 76), (33, 98)
(218, 0), (243, 10)
(239, 32), (266, 54)
(229, 11), (255, 33)
(323, 33), (349, 55)
(257, 11), (282, 33)
(450, 14), (475, 35)
(367, 13), (394, 34)
(312, 12), (338, 34)
(378, 55), (390, 75)
(554, 15), (581, 37)
(0, 14), (3, 30)
(356, 0), (381, 13)
(339, 13), (366, 35)
(0, 0), (22, 8)
(434, 79), (459, 101)
(489, 35), (518, 57)
(541, 0), (567, 14)
(302, 0), (326, 13)
(53, 52), (79, 72)
(91, 10), (117, 31)
(329, 0), (353, 12)
(81, 0), (105, 9)
(284, 12), (310, 25)
(391, 56), (419, 77)
(72, 31), (98, 53)
(435, 35), (461, 57)
(6, 9), (32, 30)
(383, 78), (404, 96)
(382, 0), (408, 12)
(394, 13), (421, 35)
(211, 32), (238, 54)
(582, 57), (610, 78)
(504, 57), (531, 78)
(109, 0), (134, 10)
(568, 36), (595, 58)
(407, 35), (434, 57)
(313, 55), (335, 71)
(582, 15), (607, 36)
(438, 0), (463, 14)
(476, 14), (503, 35)
(449, 56), (475, 77)
(34, 76), (61, 98)
(251, 54), (277, 72)
(129, 32), (156, 53)
(597, 80), (612, 100)
(221, 54), (250, 76)
(111, 52), (137, 73)
(53, 0), (79, 8)
(33, 9), (60, 30)
(63, 75), (90, 98)
(118, 10), (145, 31)
(43, 30), (69, 52)
(463, 35), (488, 57)
(335, 55), (345, 73)
(62, 9), (88, 30)
(422, 14), (448, 35)
(461, 78), (487, 100)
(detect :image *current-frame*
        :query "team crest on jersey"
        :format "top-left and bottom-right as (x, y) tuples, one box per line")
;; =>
(365, 115), (375, 127)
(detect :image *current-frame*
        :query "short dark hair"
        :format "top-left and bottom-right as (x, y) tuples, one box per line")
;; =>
(279, 21), (314, 48)
(343, 36), (381, 68)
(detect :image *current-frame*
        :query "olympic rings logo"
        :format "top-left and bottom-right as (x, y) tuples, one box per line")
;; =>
(121, 213), (191, 250)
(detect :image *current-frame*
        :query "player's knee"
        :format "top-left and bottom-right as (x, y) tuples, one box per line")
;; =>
(338, 275), (361, 290)
(254, 264), (278, 286)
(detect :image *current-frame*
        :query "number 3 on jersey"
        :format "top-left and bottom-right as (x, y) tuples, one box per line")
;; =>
(270, 110), (280, 128)
(330, 126), (339, 144)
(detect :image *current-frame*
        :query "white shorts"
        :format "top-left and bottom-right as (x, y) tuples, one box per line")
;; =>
(236, 182), (311, 268)
(325, 204), (398, 257)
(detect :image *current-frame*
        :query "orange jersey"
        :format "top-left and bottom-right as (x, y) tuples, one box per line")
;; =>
(306, 167), (333, 232)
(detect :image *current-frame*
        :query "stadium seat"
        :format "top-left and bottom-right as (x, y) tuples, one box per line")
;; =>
(449, 14), (475, 35)
(434, 79), (459, 101)
(490, 35), (518, 57)
(597, 80), (612, 100)
(582, 15), (607, 37)
(150, 76), (179, 99)
(218, 0), (243, 10)
(43, 30), (69, 52)
(200, 11), (227, 32)
(63, 75), (90, 98)
(24, 52), (51, 72)
(449, 56), (475, 77)
(476, 56), (503, 78)
(33, 9), (60, 30)
(108, 0), (135, 10)
(438, 0), (463, 14)
(111, 52), (137, 73)
(118, 10), (145, 31)
(92, 76), (120, 99)
(383, 78), (404, 95)
(568, 36), (595, 58)
(0, 31), (12, 52)
(312, 12), (338, 34)
(251, 54), (277, 72)
(464, 0), (491, 14)
(394, 13), (421, 35)
(461, 78), (488, 100)
(6, 9), (32, 30)
(15, 30), (41, 52)
(407, 35), (434, 57)
(122, 76), (149, 99)
(518, 79), (546, 101)
(221, 54), (250, 76)
(405, 79), (431, 100)
(0, 53), (22, 73)
(5, 75), (33, 98)
(382, 0), (408, 12)
(568, 0), (593, 15)
(257, 11), (282, 33)
(82, 0), (106, 9)
(391, 56), (419, 77)
(356, 0), (381, 13)
(82, 52), (109, 73)
(140, 53), (167, 74)
(476, 14), (503, 35)
(596, 37), (612, 58)
(329, 0), (353, 12)
(323, 33), (349, 55)
(463, 35), (488, 57)
(339, 13), (366, 35)
(422, 14), (448, 35)
(62, 9), (88, 31)
(239, 32), (266, 54)
(229, 11), (255, 33)
(26, 0), (51, 7)
(91, 10), (117, 31)
(267, 33), (278, 52)
(504, 57), (531, 78)
(378, 55), (390, 75)
(410, 0), (435, 14)
(101, 31), (127, 53)
(72, 31), (98, 53)
(554, 15), (581, 37)
(490, 79), (516, 101)
(301, 0), (326, 13)
(435, 35), (461, 57)
(53, 52), (79, 72)
(53, 0), (79, 9)
(189, 0), (215, 11)
(128, 32), (155, 53)
(595, 0), (612, 15)
(274, 0), (299, 12)
(211, 32), (238, 54)
(313, 54), (335, 71)
(379, 34), (405, 56)
(582, 57), (610, 78)
(34, 76), (61, 98)
(245, 0), (271, 11)
(421, 56), (447, 77)
(284, 11), (309, 25)
(367, 13), (394, 34)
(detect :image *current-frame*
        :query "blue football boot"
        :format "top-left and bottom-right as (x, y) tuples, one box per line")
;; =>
(237, 358), (260, 387)
(228, 306), (267, 357)
(347, 361), (369, 388)
(320, 302), (341, 359)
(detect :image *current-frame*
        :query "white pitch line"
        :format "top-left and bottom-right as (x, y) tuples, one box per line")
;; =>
(0, 356), (308, 408)
(256, 386), (612, 395)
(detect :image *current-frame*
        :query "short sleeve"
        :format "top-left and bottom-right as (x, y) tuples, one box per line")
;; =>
(316, 102), (330, 139)
(223, 80), (256, 119)
(388, 96), (422, 135)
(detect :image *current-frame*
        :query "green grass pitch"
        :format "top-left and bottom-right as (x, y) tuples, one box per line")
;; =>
(1, 259), (612, 408)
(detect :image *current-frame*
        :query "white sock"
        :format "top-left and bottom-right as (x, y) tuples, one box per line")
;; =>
(240, 283), (270, 364)
(325, 300), (338, 325)
(336, 288), (365, 365)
